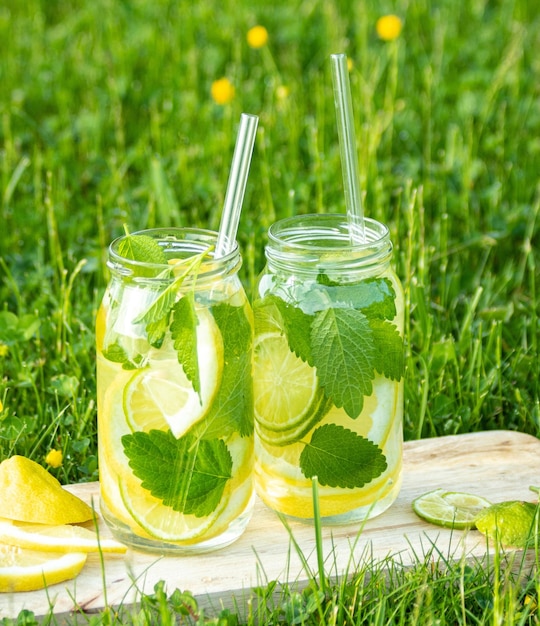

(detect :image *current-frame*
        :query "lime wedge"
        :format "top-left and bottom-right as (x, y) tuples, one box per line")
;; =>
(474, 500), (538, 548)
(253, 331), (328, 439)
(412, 489), (492, 529)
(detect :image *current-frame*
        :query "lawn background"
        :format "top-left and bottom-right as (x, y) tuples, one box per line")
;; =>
(0, 0), (539, 621)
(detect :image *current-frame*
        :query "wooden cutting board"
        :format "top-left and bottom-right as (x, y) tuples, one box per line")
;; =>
(2, 430), (539, 620)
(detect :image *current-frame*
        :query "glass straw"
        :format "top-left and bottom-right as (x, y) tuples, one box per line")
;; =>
(215, 113), (259, 258)
(330, 53), (365, 243)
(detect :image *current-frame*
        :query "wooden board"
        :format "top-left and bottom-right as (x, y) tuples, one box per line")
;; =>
(2, 430), (539, 620)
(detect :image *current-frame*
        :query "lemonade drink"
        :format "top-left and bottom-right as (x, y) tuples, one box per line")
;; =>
(97, 228), (254, 553)
(253, 215), (404, 523)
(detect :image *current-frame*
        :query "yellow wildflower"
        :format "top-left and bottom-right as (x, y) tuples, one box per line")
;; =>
(276, 85), (290, 100)
(247, 25), (269, 49)
(211, 77), (235, 105)
(45, 449), (63, 469)
(0, 343), (8, 357)
(376, 14), (403, 41)
(0, 398), (3, 412)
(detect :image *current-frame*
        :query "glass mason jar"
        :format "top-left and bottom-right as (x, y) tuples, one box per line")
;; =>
(96, 228), (254, 553)
(253, 215), (404, 524)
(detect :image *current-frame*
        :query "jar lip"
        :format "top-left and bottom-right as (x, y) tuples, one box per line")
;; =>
(267, 214), (390, 253)
(109, 227), (240, 270)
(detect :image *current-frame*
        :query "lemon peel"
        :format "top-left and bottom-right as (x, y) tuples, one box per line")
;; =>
(0, 519), (126, 554)
(0, 456), (93, 525)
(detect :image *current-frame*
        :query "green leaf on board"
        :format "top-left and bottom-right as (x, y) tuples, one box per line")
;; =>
(311, 307), (376, 419)
(299, 423), (387, 488)
(122, 429), (232, 517)
(170, 293), (200, 396)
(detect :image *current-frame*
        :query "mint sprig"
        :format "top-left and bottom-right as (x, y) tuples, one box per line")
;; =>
(122, 429), (232, 517)
(256, 276), (405, 422)
(299, 423), (387, 488)
(134, 247), (211, 349)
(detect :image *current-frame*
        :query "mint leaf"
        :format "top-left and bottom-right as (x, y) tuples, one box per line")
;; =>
(299, 423), (387, 488)
(264, 295), (314, 364)
(192, 303), (253, 438)
(311, 307), (376, 418)
(322, 278), (397, 320)
(369, 319), (404, 381)
(122, 430), (232, 517)
(170, 293), (200, 395)
(101, 342), (144, 370)
(146, 314), (170, 348)
(118, 233), (167, 265)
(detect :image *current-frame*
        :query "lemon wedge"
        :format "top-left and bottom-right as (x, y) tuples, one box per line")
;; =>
(0, 545), (87, 592)
(0, 456), (93, 525)
(0, 519), (126, 554)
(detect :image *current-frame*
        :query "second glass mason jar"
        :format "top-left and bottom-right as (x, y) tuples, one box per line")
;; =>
(96, 228), (254, 553)
(253, 215), (404, 524)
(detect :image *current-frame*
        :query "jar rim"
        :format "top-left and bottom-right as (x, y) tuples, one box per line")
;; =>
(109, 227), (240, 269)
(267, 214), (390, 252)
(107, 227), (241, 282)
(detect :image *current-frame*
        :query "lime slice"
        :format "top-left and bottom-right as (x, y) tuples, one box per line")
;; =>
(0, 519), (126, 554)
(119, 477), (226, 544)
(474, 500), (538, 547)
(253, 331), (328, 436)
(412, 489), (492, 529)
(256, 393), (332, 446)
(123, 308), (223, 438)
(0, 545), (87, 592)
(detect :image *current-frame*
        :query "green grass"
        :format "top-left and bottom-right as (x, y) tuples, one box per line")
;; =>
(1, 0), (539, 622)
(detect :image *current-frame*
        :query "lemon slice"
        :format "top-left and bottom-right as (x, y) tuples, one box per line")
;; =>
(0, 519), (126, 554)
(0, 545), (87, 592)
(253, 332), (327, 435)
(412, 489), (492, 529)
(123, 308), (223, 438)
(119, 477), (226, 544)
